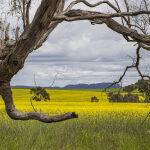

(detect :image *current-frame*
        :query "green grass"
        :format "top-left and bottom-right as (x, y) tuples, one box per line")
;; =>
(0, 89), (150, 150)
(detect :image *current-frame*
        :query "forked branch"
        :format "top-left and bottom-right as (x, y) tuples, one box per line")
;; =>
(106, 45), (150, 89)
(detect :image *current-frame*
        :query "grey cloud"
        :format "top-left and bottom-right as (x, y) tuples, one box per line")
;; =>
(11, 20), (150, 87)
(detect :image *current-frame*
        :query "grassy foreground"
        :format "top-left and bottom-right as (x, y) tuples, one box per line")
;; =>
(0, 89), (150, 150)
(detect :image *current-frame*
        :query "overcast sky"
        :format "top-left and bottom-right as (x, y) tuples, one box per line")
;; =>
(10, 21), (150, 87)
(10, 1), (150, 87)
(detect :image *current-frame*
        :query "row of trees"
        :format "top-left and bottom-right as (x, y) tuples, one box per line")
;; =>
(32, 79), (149, 103)
(108, 79), (150, 103)
(108, 92), (140, 103)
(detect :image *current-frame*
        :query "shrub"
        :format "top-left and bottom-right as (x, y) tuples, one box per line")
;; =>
(108, 92), (124, 102)
(123, 93), (139, 103)
(123, 84), (137, 93)
(91, 96), (99, 102)
(30, 87), (50, 102)
(137, 79), (150, 103)
(108, 92), (139, 103)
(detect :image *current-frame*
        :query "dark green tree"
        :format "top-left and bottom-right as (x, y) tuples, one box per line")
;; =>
(123, 84), (137, 93)
(30, 87), (50, 102)
(137, 80), (150, 102)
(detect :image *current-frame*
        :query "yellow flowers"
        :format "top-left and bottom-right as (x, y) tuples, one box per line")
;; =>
(0, 89), (149, 117)
(0, 89), (150, 149)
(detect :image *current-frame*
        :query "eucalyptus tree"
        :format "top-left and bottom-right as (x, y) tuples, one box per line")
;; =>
(0, 0), (150, 123)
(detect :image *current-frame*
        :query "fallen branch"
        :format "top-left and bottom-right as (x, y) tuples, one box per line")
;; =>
(0, 82), (78, 123)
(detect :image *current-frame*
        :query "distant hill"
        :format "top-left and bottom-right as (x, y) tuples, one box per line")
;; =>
(12, 82), (120, 89)
(11, 85), (34, 89)
(63, 83), (120, 89)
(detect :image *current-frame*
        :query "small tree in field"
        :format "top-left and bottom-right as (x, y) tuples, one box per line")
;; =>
(91, 96), (99, 102)
(30, 87), (50, 102)
(0, 0), (150, 123)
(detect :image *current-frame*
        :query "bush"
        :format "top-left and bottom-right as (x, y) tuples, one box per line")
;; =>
(123, 93), (139, 103)
(123, 84), (137, 93)
(30, 87), (50, 102)
(108, 92), (124, 102)
(91, 96), (99, 102)
(108, 92), (140, 103)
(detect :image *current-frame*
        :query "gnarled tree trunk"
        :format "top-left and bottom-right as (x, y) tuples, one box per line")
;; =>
(0, 82), (78, 123)
(0, 0), (78, 123)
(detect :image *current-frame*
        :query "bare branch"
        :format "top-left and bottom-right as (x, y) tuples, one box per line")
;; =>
(55, 10), (150, 21)
(143, 0), (150, 23)
(106, 45), (150, 89)
(114, 0), (125, 26)
(26, 0), (32, 26)
(123, 0), (131, 27)
(140, 43), (150, 50)
(65, 0), (119, 12)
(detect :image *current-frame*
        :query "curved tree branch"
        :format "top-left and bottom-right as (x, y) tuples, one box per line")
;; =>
(0, 82), (78, 123)
(54, 9), (150, 47)
(105, 45), (150, 89)
(65, 0), (119, 12)
(56, 10), (150, 21)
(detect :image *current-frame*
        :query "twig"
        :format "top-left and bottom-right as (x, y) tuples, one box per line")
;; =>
(105, 44), (150, 91)
(30, 97), (37, 112)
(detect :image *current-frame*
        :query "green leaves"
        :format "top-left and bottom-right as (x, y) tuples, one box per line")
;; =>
(30, 87), (50, 102)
